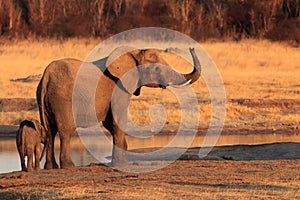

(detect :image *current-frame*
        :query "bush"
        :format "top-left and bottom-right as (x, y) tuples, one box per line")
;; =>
(266, 19), (300, 45)
(0, 0), (299, 42)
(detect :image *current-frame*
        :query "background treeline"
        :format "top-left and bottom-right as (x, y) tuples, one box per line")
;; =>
(0, 0), (299, 42)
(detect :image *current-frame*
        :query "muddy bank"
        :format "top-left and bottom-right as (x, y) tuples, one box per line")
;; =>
(124, 142), (300, 162)
(180, 142), (300, 161)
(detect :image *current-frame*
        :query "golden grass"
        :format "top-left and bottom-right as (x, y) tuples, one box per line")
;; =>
(202, 40), (300, 99)
(0, 38), (99, 98)
(0, 111), (39, 125)
(0, 39), (299, 127)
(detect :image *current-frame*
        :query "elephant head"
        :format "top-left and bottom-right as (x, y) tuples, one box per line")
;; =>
(96, 47), (201, 96)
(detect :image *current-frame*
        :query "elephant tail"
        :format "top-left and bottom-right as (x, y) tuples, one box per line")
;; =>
(40, 139), (47, 161)
(36, 70), (50, 133)
(37, 66), (53, 162)
(16, 125), (25, 158)
(16, 126), (21, 152)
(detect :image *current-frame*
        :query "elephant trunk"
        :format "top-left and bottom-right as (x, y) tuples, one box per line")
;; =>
(181, 48), (201, 84)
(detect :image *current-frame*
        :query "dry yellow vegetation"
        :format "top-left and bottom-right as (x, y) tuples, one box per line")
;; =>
(0, 38), (98, 98)
(0, 39), (299, 128)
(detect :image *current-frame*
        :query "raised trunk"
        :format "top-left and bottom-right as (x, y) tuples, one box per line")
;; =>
(182, 48), (201, 84)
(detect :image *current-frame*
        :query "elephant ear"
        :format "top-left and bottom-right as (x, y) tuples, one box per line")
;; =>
(106, 46), (141, 96)
(106, 46), (137, 77)
(118, 67), (141, 96)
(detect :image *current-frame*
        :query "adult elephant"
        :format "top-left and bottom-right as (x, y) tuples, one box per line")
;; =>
(37, 47), (201, 169)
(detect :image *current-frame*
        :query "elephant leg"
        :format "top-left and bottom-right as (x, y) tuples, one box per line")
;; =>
(111, 127), (128, 167)
(44, 130), (58, 169)
(34, 144), (41, 170)
(103, 112), (128, 167)
(59, 132), (75, 169)
(27, 149), (34, 172)
(19, 150), (26, 171)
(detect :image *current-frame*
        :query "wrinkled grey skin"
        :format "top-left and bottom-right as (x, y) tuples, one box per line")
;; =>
(36, 47), (201, 169)
(16, 119), (47, 172)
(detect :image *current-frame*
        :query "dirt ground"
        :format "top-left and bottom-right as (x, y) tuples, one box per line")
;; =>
(1, 141), (300, 199)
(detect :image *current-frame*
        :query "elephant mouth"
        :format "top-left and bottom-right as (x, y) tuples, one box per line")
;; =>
(144, 79), (192, 89)
(144, 83), (166, 88)
(159, 84), (167, 89)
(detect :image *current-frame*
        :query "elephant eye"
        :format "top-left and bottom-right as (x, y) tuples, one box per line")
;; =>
(150, 54), (158, 62)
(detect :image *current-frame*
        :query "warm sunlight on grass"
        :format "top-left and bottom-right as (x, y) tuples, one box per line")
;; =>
(202, 40), (300, 99)
(0, 111), (39, 125)
(0, 39), (299, 127)
(0, 38), (99, 98)
(0, 39), (298, 99)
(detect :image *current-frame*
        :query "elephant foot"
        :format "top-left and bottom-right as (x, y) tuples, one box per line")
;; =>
(27, 167), (34, 172)
(111, 148), (128, 168)
(44, 161), (59, 170)
(60, 160), (75, 169)
(111, 156), (128, 168)
(35, 167), (41, 171)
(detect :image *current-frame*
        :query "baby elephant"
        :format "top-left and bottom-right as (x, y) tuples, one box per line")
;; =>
(16, 119), (47, 172)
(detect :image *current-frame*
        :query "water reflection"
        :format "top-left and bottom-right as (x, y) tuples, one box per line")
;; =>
(1, 132), (299, 174)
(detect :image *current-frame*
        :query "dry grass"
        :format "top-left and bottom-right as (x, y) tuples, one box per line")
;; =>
(202, 40), (299, 100)
(0, 111), (39, 125)
(0, 38), (99, 98)
(0, 39), (299, 128)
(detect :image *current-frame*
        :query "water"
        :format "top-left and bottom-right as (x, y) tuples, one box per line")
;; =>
(1, 132), (299, 174)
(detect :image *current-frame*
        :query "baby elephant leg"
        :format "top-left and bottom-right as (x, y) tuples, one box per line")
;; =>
(27, 147), (34, 172)
(34, 144), (41, 170)
(19, 151), (27, 172)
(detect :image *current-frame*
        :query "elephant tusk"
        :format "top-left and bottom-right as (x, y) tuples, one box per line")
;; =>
(169, 79), (192, 88)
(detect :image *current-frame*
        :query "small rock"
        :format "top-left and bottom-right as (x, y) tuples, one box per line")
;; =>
(17, 173), (27, 179)
(221, 155), (234, 160)
(89, 162), (98, 167)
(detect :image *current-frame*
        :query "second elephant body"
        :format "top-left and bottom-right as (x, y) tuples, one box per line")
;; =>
(16, 119), (47, 171)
